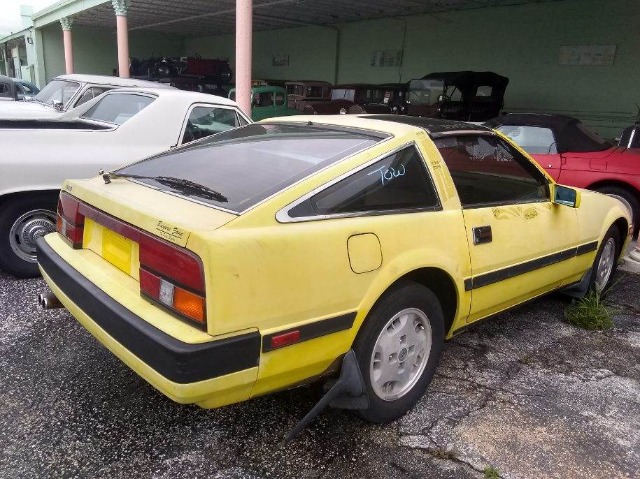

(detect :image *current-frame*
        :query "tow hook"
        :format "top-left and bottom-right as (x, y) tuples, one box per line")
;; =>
(38, 292), (63, 309)
(284, 349), (369, 443)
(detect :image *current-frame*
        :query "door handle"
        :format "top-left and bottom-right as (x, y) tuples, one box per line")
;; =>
(473, 226), (492, 245)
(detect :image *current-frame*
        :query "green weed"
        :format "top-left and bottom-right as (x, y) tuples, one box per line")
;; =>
(564, 291), (616, 330)
(484, 466), (501, 479)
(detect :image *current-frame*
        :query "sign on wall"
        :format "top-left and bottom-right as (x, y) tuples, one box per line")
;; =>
(370, 50), (402, 68)
(558, 45), (616, 66)
(272, 54), (289, 67)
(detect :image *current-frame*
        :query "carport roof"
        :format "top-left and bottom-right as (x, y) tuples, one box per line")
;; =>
(32, 0), (569, 37)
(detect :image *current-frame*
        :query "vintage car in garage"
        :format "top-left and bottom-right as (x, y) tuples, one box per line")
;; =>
(37, 114), (630, 429)
(406, 71), (508, 121)
(228, 85), (301, 120)
(486, 113), (640, 231)
(0, 88), (250, 277)
(0, 73), (170, 120)
(303, 83), (407, 115)
(285, 80), (332, 111)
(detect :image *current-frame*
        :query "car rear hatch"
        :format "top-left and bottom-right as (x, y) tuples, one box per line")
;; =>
(52, 176), (238, 338)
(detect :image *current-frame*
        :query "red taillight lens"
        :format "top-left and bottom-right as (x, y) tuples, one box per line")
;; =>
(139, 238), (206, 327)
(57, 192), (85, 248)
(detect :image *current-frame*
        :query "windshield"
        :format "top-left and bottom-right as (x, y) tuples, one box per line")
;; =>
(365, 88), (394, 104)
(331, 89), (356, 101)
(116, 123), (387, 212)
(34, 79), (80, 108)
(408, 79), (444, 106)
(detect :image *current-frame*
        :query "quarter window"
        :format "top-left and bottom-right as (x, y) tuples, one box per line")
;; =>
(435, 135), (548, 208)
(182, 106), (246, 144)
(81, 93), (155, 125)
(289, 146), (439, 218)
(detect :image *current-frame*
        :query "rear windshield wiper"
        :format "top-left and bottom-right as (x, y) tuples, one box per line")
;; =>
(103, 171), (228, 202)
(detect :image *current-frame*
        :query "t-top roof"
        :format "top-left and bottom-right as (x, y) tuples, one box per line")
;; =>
(363, 114), (492, 137)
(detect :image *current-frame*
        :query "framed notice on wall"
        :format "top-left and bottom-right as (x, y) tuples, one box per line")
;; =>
(272, 54), (289, 67)
(370, 50), (403, 68)
(558, 45), (616, 66)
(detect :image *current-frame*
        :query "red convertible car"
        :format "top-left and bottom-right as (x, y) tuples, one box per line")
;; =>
(486, 113), (640, 231)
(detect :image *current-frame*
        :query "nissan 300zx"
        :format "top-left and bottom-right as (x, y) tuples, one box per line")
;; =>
(37, 115), (631, 426)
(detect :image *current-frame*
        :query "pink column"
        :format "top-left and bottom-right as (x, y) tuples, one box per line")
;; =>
(236, 0), (253, 116)
(116, 14), (130, 78)
(60, 17), (74, 74)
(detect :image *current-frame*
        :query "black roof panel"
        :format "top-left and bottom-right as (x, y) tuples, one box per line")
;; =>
(362, 114), (492, 137)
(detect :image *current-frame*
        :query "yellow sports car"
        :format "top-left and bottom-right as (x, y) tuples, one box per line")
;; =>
(38, 115), (631, 428)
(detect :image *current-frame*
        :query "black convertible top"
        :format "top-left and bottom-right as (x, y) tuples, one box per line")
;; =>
(485, 113), (612, 153)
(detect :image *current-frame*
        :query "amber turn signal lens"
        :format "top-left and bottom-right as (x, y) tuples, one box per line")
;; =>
(173, 287), (205, 324)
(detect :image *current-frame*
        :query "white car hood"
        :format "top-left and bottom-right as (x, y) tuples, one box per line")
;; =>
(0, 101), (61, 120)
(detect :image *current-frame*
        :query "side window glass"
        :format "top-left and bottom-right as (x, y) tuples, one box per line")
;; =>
(75, 87), (111, 107)
(182, 106), (242, 144)
(435, 135), (548, 208)
(289, 146), (439, 217)
(496, 125), (557, 154)
(475, 86), (493, 97)
(445, 86), (462, 101)
(0, 83), (10, 97)
(81, 93), (154, 125)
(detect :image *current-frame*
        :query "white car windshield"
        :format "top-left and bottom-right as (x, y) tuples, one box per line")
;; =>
(34, 80), (81, 108)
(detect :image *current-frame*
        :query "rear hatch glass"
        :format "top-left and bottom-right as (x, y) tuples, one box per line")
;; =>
(115, 123), (387, 212)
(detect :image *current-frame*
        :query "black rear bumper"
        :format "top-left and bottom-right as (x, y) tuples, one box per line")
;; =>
(37, 236), (260, 384)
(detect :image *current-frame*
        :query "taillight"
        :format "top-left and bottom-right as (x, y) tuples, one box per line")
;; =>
(57, 192), (85, 248)
(139, 236), (206, 327)
(56, 191), (207, 328)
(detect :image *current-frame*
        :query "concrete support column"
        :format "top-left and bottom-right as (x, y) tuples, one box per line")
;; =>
(236, 0), (252, 116)
(112, 0), (131, 78)
(60, 17), (73, 74)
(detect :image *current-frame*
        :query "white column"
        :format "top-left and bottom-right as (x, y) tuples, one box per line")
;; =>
(236, 0), (253, 116)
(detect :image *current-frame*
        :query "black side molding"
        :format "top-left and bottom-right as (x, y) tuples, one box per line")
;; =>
(464, 241), (598, 291)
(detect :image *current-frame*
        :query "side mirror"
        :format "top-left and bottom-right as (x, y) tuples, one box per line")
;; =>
(552, 184), (581, 208)
(52, 100), (64, 111)
(437, 94), (444, 102)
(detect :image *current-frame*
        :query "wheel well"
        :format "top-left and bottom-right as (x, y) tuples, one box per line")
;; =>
(587, 180), (639, 201)
(612, 217), (630, 256)
(387, 268), (458, 336)
(0, 190), (60, 210)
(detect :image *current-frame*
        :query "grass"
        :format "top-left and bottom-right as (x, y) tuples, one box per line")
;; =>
(564, 290), (616, 330)
(484, 466), (501, 478)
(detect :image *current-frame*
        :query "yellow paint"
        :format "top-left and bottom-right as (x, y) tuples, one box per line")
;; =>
(39, 115), (632, 410)
(347, 233), (382, 273)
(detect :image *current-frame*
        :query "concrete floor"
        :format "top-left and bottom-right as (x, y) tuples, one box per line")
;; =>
(0, 270), (638, 478)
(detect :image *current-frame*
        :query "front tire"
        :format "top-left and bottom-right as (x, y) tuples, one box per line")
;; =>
(0, 194), (58, 278)
(589, 226), (620, 294)
(353, 282), (445, 423)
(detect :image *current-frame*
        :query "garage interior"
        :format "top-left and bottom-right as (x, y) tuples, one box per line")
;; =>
(2, 0), (640, 137)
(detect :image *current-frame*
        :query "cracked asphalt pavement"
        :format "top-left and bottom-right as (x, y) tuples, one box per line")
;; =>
(1, 270), (639, 478)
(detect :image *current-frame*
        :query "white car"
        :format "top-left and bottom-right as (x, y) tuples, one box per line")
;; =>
(0, 74), (172, 120)
(0, 87), (251, 277)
